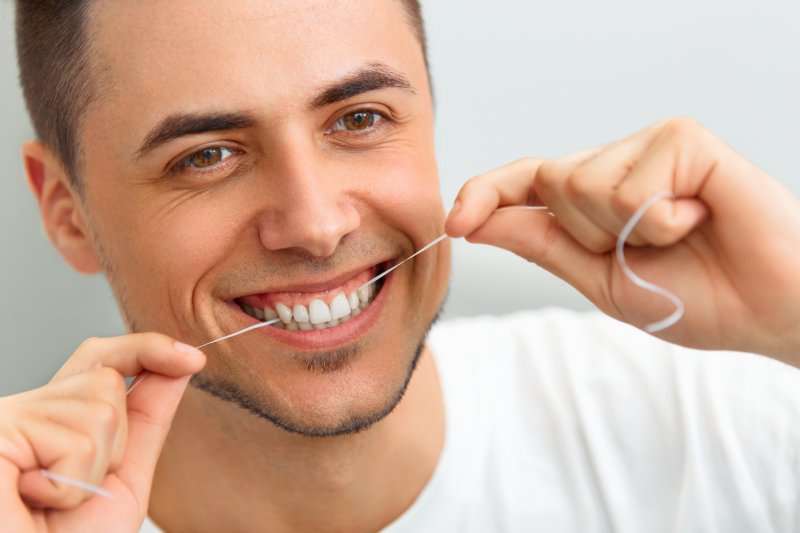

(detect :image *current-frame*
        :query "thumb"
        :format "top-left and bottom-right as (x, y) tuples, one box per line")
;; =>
(115, 371), (193, 508)
(465, 209), (610, 304)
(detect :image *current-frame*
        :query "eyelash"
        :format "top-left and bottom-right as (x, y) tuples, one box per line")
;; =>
(169, 109), (392, 177)
(326, 109), (389, 136)
(171, 146), (239, 176)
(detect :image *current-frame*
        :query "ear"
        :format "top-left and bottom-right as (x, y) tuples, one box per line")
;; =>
(22, 141), (103, 275)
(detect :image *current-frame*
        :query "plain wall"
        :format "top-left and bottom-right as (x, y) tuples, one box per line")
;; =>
(1, 0), (798, 395)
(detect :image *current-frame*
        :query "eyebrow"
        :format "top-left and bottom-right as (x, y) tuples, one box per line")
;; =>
(136, 112), (256, 159)
(135, 64), (414, 158)
(309, 63), (415, 109)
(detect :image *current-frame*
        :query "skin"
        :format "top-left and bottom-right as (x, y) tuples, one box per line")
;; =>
(11, 1), (449, 531)
(2, 0), (800, 532)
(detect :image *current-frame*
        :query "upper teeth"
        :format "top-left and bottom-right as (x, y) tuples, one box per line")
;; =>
(241, 285), (376, 330)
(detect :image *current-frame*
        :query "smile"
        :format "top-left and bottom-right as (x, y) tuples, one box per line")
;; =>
(234, 263), (388, 332)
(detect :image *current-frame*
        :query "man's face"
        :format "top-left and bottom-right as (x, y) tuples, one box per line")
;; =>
(75, 0), (449, 435)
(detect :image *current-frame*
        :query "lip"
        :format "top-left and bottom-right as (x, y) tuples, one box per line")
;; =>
(229, 258), (394, 300)
(223, 265), (394, 351)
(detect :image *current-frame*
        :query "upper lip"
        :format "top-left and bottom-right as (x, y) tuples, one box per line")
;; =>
(228, 257), (394, 300)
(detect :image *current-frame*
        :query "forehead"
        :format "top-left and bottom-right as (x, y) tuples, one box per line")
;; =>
(84, 0), (424, 149)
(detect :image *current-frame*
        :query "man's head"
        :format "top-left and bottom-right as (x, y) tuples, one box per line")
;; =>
(16, 0), (449, 437)
(16, 0), (428, 193)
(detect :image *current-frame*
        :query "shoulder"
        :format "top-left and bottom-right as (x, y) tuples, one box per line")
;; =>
(425, 309), (800, 530)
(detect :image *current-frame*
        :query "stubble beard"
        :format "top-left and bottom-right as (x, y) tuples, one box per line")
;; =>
(94, 221), (448, 438)
(189, 305), (442, 438)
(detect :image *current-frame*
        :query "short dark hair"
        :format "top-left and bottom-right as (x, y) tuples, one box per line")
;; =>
(15, 0), (428, 192)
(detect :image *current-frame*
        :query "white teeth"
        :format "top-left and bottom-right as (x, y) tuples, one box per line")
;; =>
(293, 304), (310, 323)
(357, 286), (370, 304)
(276, 303), (293, 324)
(309, 299), (332, 324)
(249, 280), (379, 330)
(348, 292), (360, 311)
(330, 294), (351, 320)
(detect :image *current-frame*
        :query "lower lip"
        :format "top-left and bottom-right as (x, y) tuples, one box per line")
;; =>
(227, 271), (393, 350)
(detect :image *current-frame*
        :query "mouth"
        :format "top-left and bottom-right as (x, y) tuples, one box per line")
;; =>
(232, 261), (390, 334)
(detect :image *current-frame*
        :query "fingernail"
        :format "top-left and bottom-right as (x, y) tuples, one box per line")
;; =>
(451, 199), (462, 214)
(174, 341), (203, 357)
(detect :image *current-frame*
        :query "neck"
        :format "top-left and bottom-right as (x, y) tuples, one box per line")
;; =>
(149, 347), (444, 533)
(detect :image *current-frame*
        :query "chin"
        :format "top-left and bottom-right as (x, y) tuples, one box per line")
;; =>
(192, 258), (443, 437)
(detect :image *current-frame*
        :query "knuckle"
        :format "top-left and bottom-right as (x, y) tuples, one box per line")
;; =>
(514, 157), (541, 175)
(660, 117), (705, 141)
(77, 337), (103, 354)
(535, 160), (561, 192)
(611, 188), (645, 217)
(89, 368), (126, 404)
(459, 177), (480, 197)
(89, 401), (119, 432)
(93, 367), (126, 392)
(74, 433), (97, 461)
(565, 168), (598, 202)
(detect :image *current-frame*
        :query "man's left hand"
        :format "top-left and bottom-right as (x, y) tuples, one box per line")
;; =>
(445, 118), (800, 363)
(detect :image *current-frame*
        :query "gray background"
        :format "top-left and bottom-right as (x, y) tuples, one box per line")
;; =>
(1, 0), (798, 395)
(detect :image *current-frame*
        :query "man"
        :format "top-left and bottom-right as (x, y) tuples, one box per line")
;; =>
(1, 0), (799, 531)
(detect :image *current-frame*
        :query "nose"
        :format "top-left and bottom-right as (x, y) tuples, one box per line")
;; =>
(257, 152), (360, 258)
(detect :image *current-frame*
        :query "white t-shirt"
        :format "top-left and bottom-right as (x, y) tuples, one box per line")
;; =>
(142, 309), (800, 532)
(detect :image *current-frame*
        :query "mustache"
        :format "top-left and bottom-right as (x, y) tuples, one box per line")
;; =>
(216, 232), (404, 293)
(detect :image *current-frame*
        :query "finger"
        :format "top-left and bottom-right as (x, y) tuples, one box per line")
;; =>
(0, 460), (35, 532)
(114, 372), (193, 510)
(465, 209), (613, 308)
(534, 151), (618, 253)
(54, 333), (205, 381)
(446, 158), (545, 238)
(41, 369), (129, 471)
(34, 397), (126, 473)
(17, 418), (104, 510)
(561, 132), (655, 245)
(612, 129), (711, 246)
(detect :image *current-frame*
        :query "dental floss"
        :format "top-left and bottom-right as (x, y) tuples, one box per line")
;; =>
(615, 191), (685, 333)
(36, 193), (682, 502)
(358, 234), (450, 291)
(39, 469), (115, 500)
(357, 207), (552, 290)
(194, 318), (282, 349)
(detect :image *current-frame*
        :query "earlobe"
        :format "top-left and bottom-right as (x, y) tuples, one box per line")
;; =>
(22, 141), (103, 275)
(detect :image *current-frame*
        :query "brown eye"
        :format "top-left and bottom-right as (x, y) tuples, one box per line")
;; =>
(189, 148), (223, 167)
(331, 111), (383, 132)
(177, 147), (235, 171)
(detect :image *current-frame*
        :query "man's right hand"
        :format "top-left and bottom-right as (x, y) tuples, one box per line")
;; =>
(0, 333), (205, 532)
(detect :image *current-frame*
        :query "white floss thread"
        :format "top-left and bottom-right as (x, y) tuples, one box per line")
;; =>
(37, 192), (683, 501)
(615, 191), (685, 333)
(39, 469), (115, 501)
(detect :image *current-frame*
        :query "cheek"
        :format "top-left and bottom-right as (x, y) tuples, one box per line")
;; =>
(147, 200), (244, 275)
(357, 147), (444, 243)
(100, 190), (244, 297)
